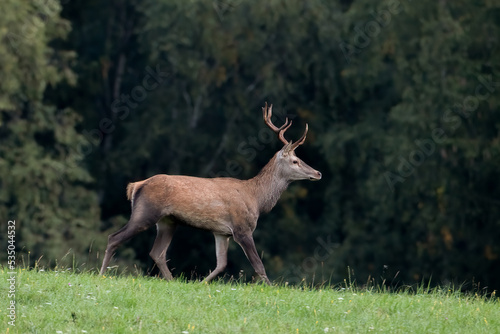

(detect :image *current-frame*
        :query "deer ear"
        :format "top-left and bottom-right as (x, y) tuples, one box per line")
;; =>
(280, 141), (294, 156)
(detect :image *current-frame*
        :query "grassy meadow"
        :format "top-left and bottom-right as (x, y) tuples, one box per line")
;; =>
(1, 267), (498, 333)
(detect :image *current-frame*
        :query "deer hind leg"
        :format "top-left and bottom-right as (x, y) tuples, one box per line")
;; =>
(99, 208), (159, 275)
(149, 219), (177, 280)
(203, 234), (230, 283)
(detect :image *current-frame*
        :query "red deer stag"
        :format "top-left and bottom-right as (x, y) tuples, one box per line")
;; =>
(99, 103), (322, 284)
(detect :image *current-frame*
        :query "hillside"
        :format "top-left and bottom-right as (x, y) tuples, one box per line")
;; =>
(1, 268), (498, 333)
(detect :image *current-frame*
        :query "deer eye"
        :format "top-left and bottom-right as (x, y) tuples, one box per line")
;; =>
(292, 160), (298, 164)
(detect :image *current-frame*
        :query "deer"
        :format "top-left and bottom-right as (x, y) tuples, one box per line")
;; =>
(99, 103), (322, 284)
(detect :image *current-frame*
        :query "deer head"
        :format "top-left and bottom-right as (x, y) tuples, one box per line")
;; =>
(262, 102), (322, 182)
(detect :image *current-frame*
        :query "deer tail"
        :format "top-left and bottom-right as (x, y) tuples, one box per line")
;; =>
(126, 181), (146, 208)
(126, 183), (136, 201)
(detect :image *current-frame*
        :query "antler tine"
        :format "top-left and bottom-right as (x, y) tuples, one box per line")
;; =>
(278, 120), (293, 145)
(290, 123), (308, 151)
(262, 102), (290, 145)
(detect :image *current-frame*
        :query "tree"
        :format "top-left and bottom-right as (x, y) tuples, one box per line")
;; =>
(0, 0), (103, 267)
(319, 0), (500, 289)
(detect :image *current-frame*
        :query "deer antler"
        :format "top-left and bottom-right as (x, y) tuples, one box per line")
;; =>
(262, 102), (308, 151)
(262, 102), (292, 145)
(289, 123), (308, 151)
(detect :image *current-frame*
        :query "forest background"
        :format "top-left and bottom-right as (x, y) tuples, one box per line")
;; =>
(1, 0), (499, 291)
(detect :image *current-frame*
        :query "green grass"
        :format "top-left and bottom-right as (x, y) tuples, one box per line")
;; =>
(1, 268), (498, 333)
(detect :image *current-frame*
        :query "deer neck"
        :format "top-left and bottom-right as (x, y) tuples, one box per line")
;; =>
(249, 154), (290, 214)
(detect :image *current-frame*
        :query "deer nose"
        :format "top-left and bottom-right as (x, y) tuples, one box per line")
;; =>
(310, 171), (321, 180)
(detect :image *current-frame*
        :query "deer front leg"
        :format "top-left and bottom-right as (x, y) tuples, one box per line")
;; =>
(203, 234), (229, 283)
(234, 233), (271, 285)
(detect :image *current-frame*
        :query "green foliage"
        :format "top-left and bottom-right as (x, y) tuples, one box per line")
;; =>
(320, 0), (500, 289)
(0, 0), (103, 266)
(1, 269), (498, 333)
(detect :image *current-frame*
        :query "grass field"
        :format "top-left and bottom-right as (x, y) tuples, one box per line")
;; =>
(1, 267), (498, 333)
